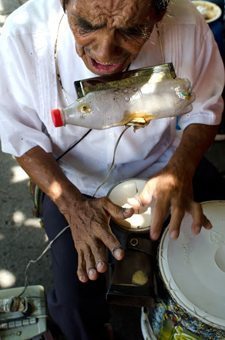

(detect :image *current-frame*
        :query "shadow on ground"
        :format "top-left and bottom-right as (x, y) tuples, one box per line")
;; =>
(0, 149), (52, 291)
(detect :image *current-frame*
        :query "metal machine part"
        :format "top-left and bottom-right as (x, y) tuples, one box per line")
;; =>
(0, 285), (47, 340)
(74, 63), (176, 98)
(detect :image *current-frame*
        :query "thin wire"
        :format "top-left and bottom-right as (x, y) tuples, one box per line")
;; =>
(18, 127), (129, 297)
(18, 127), (127, 297)
(53, 13), (94, 162)
(54, 13), (72, 105)
(156, 23), (165, 64)
(17, 225), (70, 298)
(92, 126), (130, 197)
(56, 128), (92, 161)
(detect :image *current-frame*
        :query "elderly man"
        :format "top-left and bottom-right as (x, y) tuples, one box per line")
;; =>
(0, 0), (224, 338)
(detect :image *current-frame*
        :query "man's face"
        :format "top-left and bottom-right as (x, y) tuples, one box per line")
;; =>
(66, 0), (160, 75)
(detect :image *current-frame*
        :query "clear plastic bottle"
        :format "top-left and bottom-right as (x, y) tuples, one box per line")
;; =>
(51, 78), (194, 129)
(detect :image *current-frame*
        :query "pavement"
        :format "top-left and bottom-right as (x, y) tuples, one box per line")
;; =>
(0, 0), (52, 321)
(0, 1), (225, 339)
(0, 0), (26, 27)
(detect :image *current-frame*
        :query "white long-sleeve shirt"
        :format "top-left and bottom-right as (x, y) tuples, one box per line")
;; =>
(0, 0), (224, 196)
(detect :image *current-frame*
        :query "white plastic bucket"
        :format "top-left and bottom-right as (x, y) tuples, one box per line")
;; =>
(142, 201), (225, 339)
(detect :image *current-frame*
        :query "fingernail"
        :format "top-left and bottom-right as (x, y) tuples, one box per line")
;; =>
(88, 268), (96, 278)
(123, 208), (133, 218)
(96, 261), (106, 272)
(112, 247), (124, 260)
(79, 275), (87, 283)
(150, 231), (160, 240)
(194, 226), (201, 234)
(170, 230), (178, 239)
(97, 261), (104, 268)
(205, 223), (212, 229)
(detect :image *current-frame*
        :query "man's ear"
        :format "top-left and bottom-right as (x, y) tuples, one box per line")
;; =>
(148, 8), (166, 25)
(154, 0), (170, 22)
(60, 0), (69, 11)
(155, 9), (167, 22)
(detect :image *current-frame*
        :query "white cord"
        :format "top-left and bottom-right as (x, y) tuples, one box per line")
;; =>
(93, 126), (130, 197)
(18, 225), (70, 297)
(18, 126), (130, 296)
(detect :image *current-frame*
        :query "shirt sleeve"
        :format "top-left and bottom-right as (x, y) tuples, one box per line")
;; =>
(177, 21), (224, 129)
(0, 24), (53, 157)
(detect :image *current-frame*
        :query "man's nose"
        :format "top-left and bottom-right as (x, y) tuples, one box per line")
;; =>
(92, 29), (122, 62)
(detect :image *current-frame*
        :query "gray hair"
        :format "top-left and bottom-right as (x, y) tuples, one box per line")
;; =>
(62, 0), (170, 13)
(155, 0), (170, 11)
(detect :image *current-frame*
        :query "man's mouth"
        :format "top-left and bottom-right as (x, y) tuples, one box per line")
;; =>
(90, 58), (125, 74)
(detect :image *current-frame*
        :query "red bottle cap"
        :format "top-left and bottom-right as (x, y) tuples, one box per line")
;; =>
(51, 109), (64, 127)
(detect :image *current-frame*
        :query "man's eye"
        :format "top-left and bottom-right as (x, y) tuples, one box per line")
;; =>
(78, 23), (96, 33)
(119, 26), (147, 38)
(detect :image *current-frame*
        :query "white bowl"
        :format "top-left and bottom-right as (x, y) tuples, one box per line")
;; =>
(108, 179), (151, 232)
(192, 0), (222, 23)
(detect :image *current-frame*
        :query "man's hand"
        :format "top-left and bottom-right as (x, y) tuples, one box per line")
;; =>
(128, 165), (212, 240)
(61, 196), (133, 282)
(16, 146), (133, 283)
(128, 123), (219, 240)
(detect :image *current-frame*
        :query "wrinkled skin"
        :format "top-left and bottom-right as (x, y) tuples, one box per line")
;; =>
(17, 146), (134, 283)
(128, 123), (217, 241)
(65, 0), (162, 75)
(128, 159), (212, 241)
(60, 195), (134, 282)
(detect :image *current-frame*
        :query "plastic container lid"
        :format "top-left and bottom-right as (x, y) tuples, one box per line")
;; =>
(159, 200), (225, 329)
(51, 109), (64, 127)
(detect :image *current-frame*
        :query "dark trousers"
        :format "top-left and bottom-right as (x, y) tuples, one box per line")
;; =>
(42, 157), (225, 340)
(42, 197), (109, 340)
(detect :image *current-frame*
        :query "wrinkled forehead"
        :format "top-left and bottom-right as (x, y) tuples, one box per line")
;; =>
(67, 0), (154, 27)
